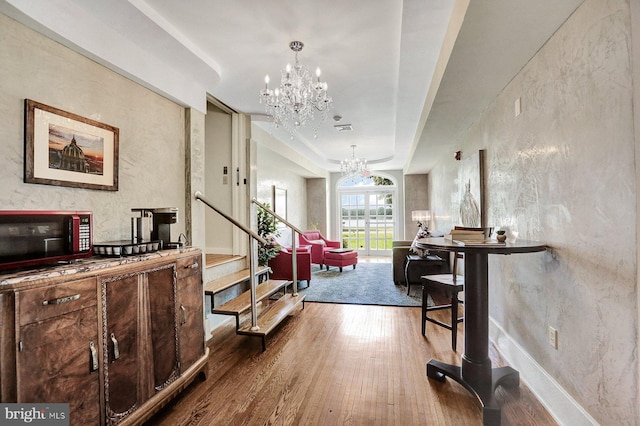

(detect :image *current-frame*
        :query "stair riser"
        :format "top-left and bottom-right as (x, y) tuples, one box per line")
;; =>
(203, 257), (247, 283)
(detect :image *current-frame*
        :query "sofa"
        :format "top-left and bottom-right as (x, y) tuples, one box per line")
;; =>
(392, 240), (450, 287)
(268, 246), (312, 285)
(299, 231), (341, 267)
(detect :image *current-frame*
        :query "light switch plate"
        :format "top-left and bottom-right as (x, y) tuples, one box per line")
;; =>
(548, 326), (558, 349)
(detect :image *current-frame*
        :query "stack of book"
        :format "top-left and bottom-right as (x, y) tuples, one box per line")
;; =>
(443, 228), (506, 245)
(444, 228), (486, 243)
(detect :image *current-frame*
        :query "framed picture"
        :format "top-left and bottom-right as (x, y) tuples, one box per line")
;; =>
(457, 149), (486, 227)
(272, 186), (287, 221)
(24, 99), (119, 191)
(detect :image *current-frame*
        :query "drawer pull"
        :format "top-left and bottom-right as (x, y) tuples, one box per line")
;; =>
(110, 333), (120, 361)
(185, 262), (199, 269)
(180, 304), (187, 325)
(90, 341), (98, 372)
(42, 293), (80, 306)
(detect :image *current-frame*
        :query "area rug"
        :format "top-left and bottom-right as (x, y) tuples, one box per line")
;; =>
(296, 262), (424, 307)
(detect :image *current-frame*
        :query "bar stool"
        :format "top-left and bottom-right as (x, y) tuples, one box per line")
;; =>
(421, 253), (464, 351)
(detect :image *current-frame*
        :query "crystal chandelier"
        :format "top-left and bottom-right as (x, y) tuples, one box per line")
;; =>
(259, 41), (332, 139)
(341, 145), (368, 179)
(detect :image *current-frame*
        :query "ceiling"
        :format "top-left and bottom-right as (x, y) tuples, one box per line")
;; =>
(1, 0), (584, 176)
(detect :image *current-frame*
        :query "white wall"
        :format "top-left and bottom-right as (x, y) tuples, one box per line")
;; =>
(429, 0), (636, 423)
(254, 130), (308, 241)
(0, 13), (187, 243)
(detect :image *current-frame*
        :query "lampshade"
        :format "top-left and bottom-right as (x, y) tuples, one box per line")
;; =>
(411, 210), (430, 223)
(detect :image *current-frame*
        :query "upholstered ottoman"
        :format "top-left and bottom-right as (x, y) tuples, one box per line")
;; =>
(324, 249), (358, 272)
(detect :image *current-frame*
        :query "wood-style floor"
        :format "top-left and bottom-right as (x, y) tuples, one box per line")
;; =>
(145, 264), (557, 426)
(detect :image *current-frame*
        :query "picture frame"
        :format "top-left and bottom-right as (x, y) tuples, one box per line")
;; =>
(457, 149), (486, 228)
(24, 99), (119, 191)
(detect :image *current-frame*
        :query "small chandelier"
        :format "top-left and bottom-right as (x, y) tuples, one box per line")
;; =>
(341, 145), (368, 179)
(259, 41), (332, 139)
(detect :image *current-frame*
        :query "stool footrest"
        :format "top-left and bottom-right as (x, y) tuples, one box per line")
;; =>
(425, 316), (464, 329)
(426, 304), (453, 311)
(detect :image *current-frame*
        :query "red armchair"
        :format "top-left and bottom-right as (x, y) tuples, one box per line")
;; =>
(299, 231), (341, 267)
(268, 246), (312, 285)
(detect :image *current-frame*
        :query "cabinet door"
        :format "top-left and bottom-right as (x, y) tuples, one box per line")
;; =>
(147, 264), (179, 391)
(16, 278), (100, 426)
(177, 255), (205, 371)
(18, 306), (100, 426)
(103, 273), (140, 422)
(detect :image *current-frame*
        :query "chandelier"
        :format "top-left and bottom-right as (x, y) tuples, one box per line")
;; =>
(259, 41), (332, 139)
(341, 145), (368, 179)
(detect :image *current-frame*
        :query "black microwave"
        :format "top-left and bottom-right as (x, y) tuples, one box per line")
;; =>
(0, 210), (92, 270)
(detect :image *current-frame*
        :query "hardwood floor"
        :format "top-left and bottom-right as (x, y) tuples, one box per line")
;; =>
(146, 301), (557, 425)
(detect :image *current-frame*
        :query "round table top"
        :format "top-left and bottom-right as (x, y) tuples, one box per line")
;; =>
(415, 237), (548, 255)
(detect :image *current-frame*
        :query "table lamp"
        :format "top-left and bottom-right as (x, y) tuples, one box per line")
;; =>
(411, 210), (430, 232)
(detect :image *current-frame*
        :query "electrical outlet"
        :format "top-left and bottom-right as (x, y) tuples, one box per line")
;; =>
(548, 326), (558, 349)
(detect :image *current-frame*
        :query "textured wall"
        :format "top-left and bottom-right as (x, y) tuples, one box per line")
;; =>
(429, 0), (636, 423)
(306, 178), (327, 234)
(0, 14), (187, 243)
(185, 108), (206, 250)
(403, 174), (429, 239)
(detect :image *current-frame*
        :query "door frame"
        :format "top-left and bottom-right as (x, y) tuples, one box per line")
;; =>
(336, 174), (397, 256)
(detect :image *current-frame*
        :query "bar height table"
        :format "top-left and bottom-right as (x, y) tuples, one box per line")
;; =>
(415, 237), (548, 426)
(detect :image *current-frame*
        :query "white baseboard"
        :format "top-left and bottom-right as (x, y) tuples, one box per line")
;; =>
(489, 318), (599, 426)
(205, 313), (233, 340)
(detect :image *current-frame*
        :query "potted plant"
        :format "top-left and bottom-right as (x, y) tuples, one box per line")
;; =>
(496, 229), (507, 242)
(257, 204), (281, 266)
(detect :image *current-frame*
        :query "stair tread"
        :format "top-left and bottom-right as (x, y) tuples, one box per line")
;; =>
(211, 279), (290, 315)
(205, 254), (244, 268)
(237, 294), (306, 336)
(204, 265), (270, 295)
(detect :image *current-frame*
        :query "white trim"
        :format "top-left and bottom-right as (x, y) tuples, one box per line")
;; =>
(336, 173), (398, 255)
(489, 318), (599, 426)
(336, 171), (398, 189)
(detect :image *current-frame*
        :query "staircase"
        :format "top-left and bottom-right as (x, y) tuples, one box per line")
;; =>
(204, 255), (305, 350)
(196, 190), (307, 352)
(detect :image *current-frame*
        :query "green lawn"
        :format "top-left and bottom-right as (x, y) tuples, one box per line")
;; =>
(342, 228), (393, 250)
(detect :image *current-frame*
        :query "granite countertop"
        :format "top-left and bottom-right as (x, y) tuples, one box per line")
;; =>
(0, 247), (200, 287)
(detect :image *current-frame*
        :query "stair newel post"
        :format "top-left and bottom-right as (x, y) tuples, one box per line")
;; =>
(291, 228), (298, 297)
(249, 235), (260, 331)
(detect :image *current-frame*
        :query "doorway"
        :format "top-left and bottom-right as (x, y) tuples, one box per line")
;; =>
(338, 175), (396, 256)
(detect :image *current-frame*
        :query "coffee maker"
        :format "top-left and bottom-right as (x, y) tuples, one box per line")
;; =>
(151, 207), (179, 248)
(131, 207), (179, 248)
(131, 208), (153, 242)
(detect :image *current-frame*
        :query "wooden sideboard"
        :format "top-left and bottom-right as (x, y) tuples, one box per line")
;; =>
(0, 248), (208, 425)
